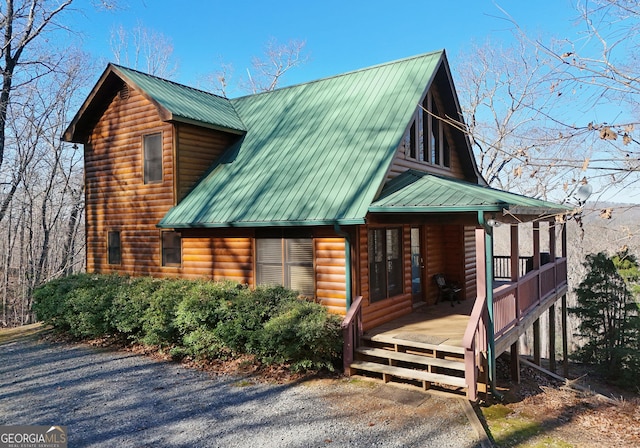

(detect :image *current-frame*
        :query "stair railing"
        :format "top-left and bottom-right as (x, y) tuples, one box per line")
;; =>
(341, 295), (363, 375)
(463, 293), (488, 402)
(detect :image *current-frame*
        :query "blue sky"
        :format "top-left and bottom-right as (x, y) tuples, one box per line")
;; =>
(75, 0), (634, 203)
(76, 0), (580, 91)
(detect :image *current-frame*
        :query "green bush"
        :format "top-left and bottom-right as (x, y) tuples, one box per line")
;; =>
(139, 279), (192, 346)
(34, 274), (122, 338)
(259, 299), (343, 372)
(33, 275), (343, 373)
(108, 276), (160, 340)
(214, 285), (298, 354)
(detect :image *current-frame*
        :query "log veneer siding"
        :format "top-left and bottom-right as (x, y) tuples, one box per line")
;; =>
(175, 123), (237, 202)
(85, 87), (175, 276)
(315, 237), (347, 315)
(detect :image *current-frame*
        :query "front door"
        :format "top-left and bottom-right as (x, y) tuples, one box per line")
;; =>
(411, 227), (425, 304)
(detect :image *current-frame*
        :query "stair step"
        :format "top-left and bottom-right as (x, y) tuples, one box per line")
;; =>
(365, 333), (465, 355)
(356, 347), (465, 371)
(350, 361), (467, 389)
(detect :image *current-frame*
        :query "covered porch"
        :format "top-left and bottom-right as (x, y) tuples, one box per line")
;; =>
(343, 222), (570, 400)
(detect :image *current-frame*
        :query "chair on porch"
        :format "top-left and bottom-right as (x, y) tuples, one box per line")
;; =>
(433, 273), (461, 306)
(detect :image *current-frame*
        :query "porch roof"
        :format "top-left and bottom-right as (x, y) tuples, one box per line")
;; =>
(368, 170), (572, 218)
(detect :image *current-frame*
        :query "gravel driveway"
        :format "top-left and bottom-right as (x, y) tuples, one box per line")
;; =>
(0, 334), (484, 447)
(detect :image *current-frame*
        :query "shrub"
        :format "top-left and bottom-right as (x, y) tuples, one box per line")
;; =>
(33, 275), (343, 374)
(259, 299), (342, 372)
(33, 274), (83, 331)
(214, 285), (298, 354)
(108, 276), (161, 340)
(34, 274), (123, 338)
(139, 279), (192, 346)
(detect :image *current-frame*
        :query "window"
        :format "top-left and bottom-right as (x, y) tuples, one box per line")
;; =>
(143, 133), (162, 184)
(402, 90), (451, 168)
(369, 228), (403, 302)
(256, 238), (314, 297)
(107, 231), (121, 265)
(162, 231), (181, 266)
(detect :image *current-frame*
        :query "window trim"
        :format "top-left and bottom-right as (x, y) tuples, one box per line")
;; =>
(107, 230), (121, 265)
(161, 230), (182, 267)
(402, 89), (451, 168)
(143, 132), (163, 184)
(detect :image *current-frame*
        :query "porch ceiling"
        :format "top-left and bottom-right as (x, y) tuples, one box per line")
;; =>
(368, 170), (572, 219)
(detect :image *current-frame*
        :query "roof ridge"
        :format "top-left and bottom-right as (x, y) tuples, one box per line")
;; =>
(110, 63), (230, 102)
(232, 50), (445, 101)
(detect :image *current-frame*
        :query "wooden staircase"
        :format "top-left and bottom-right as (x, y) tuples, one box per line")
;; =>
(349, 333), (467, 393)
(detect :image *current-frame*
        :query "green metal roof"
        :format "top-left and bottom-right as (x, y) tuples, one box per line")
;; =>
(369, 170), (572, 215)
(113, 65), (246, 133)
(159, 52), (444, 228)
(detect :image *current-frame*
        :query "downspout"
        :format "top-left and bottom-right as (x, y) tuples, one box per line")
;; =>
(334, 224), (353, 310)
(478, 211), (499, 397)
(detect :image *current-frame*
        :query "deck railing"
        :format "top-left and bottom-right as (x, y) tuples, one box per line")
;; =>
(493, 256), (568, 338)
(465, 256), (568, 401)
(493, 255), (533, 279)
(341, 296), (363, 375)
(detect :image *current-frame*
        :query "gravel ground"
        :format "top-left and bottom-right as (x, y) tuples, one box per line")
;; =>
(0, 335), (483, 447)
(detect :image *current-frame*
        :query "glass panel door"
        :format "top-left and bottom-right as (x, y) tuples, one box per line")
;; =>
(411, 227), (424, 304)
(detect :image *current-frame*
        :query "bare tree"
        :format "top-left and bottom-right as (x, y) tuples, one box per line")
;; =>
(455, 40), (588, 200)
(208, 38), (308, 97)
(110, 22), (178, 78)
(486, 0), (640, 202)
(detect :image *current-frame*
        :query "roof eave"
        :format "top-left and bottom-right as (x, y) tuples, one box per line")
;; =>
(368, 205), (503, 213)
(157, 218), (366, 229)
(168, 115), (246, 135)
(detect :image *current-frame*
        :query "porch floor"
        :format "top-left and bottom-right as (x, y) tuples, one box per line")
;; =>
(365, 298), (474, 348)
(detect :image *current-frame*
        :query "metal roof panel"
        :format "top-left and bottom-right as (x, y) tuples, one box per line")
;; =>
(160, 52), (444, 227)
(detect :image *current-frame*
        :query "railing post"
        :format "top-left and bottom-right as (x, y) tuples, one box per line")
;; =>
(341, 296), (363, 376)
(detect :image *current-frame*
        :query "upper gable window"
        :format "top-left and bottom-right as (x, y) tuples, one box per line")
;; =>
(402, 90), (450, 168)
(143, 133), (162, 184)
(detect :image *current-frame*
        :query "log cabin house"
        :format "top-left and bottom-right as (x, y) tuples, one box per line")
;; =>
(63, 50), (571, 400)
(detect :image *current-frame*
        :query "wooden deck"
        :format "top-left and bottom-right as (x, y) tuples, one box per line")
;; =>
(365, 299), (474, 348)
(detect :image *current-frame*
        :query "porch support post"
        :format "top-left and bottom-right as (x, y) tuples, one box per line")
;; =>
(510, 342), (520, 383)
(549, 221), (556, 260)
(533, 318), (541, 365)
(532, 221), (540, 270)
(510, 224), (520, 382)
(562, 294), (569, 377)
(510, 225), (519, 282)
(549, 303), (556, 372)
(477, 212), (496, 393)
